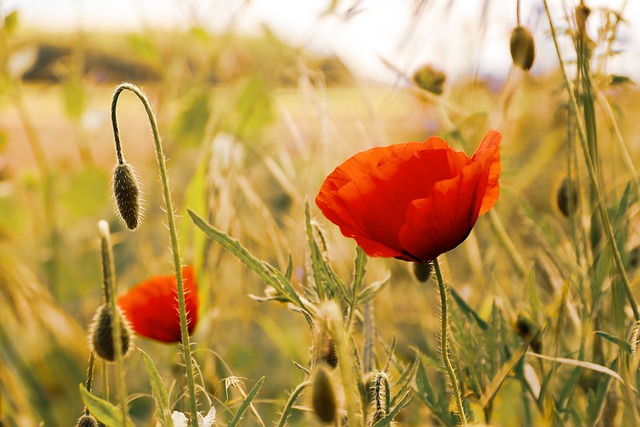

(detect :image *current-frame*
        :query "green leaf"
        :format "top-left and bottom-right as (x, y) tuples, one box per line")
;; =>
(594, 331), (632, 354)
(449, 286), (489, 330)
(79, 384), (134, 427)
(304, 202), (348, 302)
(228, 377), (265, 427)
(188, 209), (307, 311)
(275, 381), (310, 427)
(372, 391), (412, 427)
(139, 348), (173, 427)
(3, 11), (18, 34)
(172, 92), (210, 147)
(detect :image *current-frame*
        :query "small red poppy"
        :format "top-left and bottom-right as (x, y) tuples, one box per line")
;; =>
(117, 265), (199, 343)
(315, 130), (501, 262)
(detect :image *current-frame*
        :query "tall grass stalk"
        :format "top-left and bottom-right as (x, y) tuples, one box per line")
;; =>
(433, 258), (467, 426)
(97, 220), (128, 423)
(110, 83), (199, 421)
(543, 0), (639, 321)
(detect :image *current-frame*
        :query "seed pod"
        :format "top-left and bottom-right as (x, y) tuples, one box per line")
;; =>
(514, 312), (542, 353)
(76, 414), (99, 427)
(510, 26), (536, 71)
(113, 162), (141, 230)
(412, 65), (447, 95)
(556, 177), (579, 217)
(412, 261), (432, 283)
(90, 304), (132, 362)
(312, 366), (337, 424)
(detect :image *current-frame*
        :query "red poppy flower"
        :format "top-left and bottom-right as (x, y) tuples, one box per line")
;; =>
(315, 130), (501, 262)
(117, 265), (199, 343)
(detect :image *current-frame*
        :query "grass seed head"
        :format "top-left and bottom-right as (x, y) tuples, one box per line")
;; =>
(312, 365), (337, 424)
(113, 162), (142, 230)
(510, 26), (536, 71)
(76, 414), (99, 427)
(90, 304), (132, 362)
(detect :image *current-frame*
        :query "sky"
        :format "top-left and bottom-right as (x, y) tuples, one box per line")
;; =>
(3, 0), (640, 84)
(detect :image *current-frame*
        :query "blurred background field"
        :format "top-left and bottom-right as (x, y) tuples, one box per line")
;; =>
(2, 0), (640, 426)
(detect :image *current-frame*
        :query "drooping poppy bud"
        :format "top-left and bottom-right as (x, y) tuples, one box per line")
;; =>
(113, 162), (142, 230)
(510, 26), (536, 71)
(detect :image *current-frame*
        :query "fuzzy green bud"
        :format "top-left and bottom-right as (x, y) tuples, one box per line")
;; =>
(90, 304), (131, 362)
(76, 414), (99, 427)
(510, 26), (536, 71)
(412, 65), (446, 95)
(113, 162), (141, 230)
(312, 366), (337, 424)
(556, 177), (579, 217)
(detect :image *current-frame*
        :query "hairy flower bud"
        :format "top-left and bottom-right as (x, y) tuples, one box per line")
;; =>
(510, 26), (536, 71)
(90, 304), (132, 362)
(556, 177), (579, 217)
(76, 414), (99, 427)
(312, 366), (337, 424)
(113, 162), (141, 230)
(412, 65), (446, 95)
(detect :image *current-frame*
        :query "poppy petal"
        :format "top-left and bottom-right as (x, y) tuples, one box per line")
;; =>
(473, 129), (501, 215)
(316, 138), (467, 258)
(117, 265), (199, 343)
(398, 161), (490, 260)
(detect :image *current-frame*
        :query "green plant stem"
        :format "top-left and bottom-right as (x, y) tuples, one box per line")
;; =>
(98, 220), (128, 423)
(433, 258), (468, 426)
(543, 0), (640, 321)
(110, 83), (199, 421)
(84, 352), (96, 415)
(275, 381), (311, 427)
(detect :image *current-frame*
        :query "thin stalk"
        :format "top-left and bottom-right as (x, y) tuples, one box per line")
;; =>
(110, 83), (199, 420)
(433, 258), (468, 426)
(84, 352), (96, 416)
(275, 381), (311, 427)
(543, 0), (640, 321)
(98, 220), (128, 423)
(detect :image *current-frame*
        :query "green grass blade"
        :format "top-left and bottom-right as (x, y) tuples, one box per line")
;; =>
(188, 209), (306, 310)
(139, 348), (173, 427)
(228, 376), (265, 427)
(275, 381), (311, 427)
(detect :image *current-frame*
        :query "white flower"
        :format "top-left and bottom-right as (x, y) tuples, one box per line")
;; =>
(171, 407), (216, 427)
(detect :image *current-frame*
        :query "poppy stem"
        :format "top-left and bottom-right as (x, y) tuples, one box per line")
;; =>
(98, 220), (128, 424)
(433, 258), (468, 426)
(110, 83), (200, 421)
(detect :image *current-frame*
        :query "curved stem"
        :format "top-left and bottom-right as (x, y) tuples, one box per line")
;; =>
(110, 83), (199, 421)
(98, 220), (128, 424)
(433, 258), (468, 426)
(543, 1), (639, 321)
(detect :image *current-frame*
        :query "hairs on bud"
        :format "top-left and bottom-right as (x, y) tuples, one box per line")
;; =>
(112, 162), (144, 230)
(312, 365), (337, 424)
(89, 304), (132, 362)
